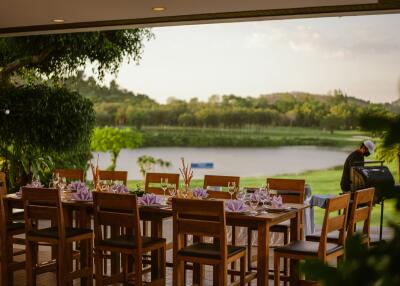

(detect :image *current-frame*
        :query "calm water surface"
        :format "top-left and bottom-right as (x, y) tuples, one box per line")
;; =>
(93, 146), (347, 180)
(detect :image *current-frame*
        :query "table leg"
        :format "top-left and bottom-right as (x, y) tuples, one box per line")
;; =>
(290, 211), (301, 286)
(151, 218), (163, 280)
(257, 222), (269, 286)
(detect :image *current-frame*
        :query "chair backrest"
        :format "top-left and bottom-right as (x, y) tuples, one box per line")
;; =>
(0, 192), (6, 239)
(347, 187), (375, 241)
(266, 178), (305, 204)
(98, 170), (128, 185)
(0, 172), (7, 196)
(54, 168), (84, 182)
(203, 175), (240, 191)
(93, 192), (141, 249)
(173, 198), (227, 258)
(319, 193), (350, 259)
(145, 172), (179, 195)
(22, 187), (65, 238)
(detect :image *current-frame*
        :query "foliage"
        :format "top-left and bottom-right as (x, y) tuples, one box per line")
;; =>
(136, 155), (171, 178)
(360, 111), (400, 181)
(0, 29), (154, 84)
(61, 77), (397, 131)
(0, 84), (95, 190)
(300, 228), (400, 286)
(91, 127), (143, 171)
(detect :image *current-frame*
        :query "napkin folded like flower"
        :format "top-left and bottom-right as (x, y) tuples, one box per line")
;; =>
(253, 189), (270, 201)
(68, 181), (86, 192)
(271, 195), (283, 209)
(192, 188), (208, 199)
(139, 193), (161, 206)
(225, 200), (247, 212)
(71, 183), (93, 201)
(109, 183), (129, 194)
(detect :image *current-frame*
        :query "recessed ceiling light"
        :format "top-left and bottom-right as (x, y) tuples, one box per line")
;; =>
(52, 19), (65, 23)
(152, 7), (166, 12)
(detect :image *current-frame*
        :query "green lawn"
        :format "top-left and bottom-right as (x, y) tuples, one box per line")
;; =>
(140, 126), (371, 148)
(128, 160), (399, 227)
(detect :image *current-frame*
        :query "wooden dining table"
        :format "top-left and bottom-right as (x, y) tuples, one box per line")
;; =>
(4, 194), (308, 286)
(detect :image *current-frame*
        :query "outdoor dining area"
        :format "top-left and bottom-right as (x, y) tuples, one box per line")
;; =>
(0, 163), (375, 286)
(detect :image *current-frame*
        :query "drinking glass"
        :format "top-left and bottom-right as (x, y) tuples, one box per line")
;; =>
(228, 181), (236, 200)
(236, 188), (246, 201)
(50, 172), (60, 188)
(58, 177), (67, 192)
(168, 184), (177, 197)
(161, 178), (168, 197)
(249, 193), (259, 215)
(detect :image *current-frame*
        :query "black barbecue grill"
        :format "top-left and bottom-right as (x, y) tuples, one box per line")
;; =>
(351, 160), (397, 241)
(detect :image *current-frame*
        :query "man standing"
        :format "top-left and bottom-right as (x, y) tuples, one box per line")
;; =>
(340, 140), (375, 193)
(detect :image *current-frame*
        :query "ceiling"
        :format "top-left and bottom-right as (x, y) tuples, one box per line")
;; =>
(1, 0), (400, 36)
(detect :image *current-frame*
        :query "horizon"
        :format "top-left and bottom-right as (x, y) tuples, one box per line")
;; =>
(86, 13), (400, 104)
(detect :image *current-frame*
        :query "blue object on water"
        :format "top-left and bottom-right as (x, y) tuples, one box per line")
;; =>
(191, 162), (214, 169)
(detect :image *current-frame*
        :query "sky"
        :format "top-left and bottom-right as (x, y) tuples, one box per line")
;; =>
(94, 13), (400, 104)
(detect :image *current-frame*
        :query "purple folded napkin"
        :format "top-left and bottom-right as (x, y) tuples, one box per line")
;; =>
(271, 195), (283, 209)
(139, 193), (161, 206)
(71, 183), (92, 201)
(225, 200), (247, 212)
(68, 181), (86, 192)
(253, 189), (269, 201)
(109, 183), (129, 194)
(192, 188), (208, 199)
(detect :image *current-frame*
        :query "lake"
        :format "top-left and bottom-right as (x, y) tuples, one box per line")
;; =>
(93, 146), (348, 180)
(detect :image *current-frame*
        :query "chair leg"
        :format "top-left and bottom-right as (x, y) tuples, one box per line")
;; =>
(57, 244), (66, 286)
(218, 264), (228, 286)
(240, 255), (246, 286)
(274, 253), (281, 286)
(173, 259), (185, 286)
(283, 231), (289, 286)
(25, 240), (36, 286)
(95, 249), (104, 286)
(160, 246), (166, 283)
(134, 252), (142, 286)
(231, 226), (236, 283)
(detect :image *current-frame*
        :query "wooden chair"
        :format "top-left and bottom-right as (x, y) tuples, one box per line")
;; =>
(54, 168), (84, 182)
(247, 178), (305, 283)
(173, 198), (249, 286)
(145, 172), (179, 195)
(0, 172), (7, 196)
(93, 192), (166, 285)
(22, 187), (93, 286)
(203, 175), (240, 191)
(0, 193), (25, 286)
(98, 170), (128, 185)
(274, 193), (350, 286)
(306, 187), (375, 246)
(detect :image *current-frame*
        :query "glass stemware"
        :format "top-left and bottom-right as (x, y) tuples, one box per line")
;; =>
(161, 178), (168, 197)
(236, 188), (246, 201)
(50, 172), (60, 188)
(228, 181), (236, 200)
(249, 193), (259, 215)
(168, 183), (177, 197)
(58, 176), (67, 192)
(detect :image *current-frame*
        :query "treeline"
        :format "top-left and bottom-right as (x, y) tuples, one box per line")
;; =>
(64, 72), (398, 131)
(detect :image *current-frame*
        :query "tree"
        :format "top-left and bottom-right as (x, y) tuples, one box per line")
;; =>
(0, 29), (153, 85)
(91, 127), (143, 171)
(320, 114), (345, 134)
(136, 155), (171, 178)
(359, 112), (400, 181)
(0, 85), (95, 190)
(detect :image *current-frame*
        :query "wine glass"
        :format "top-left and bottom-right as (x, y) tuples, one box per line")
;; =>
(50, 172), (59, 188)
(100, 181), (109, 192)
(228, 181), (236, 200)
(249, 193), (259, 215)
(58, 177), (67, 192)
(236, 188), (246, 201)
(161, 178), (168, 197)
(168, 183), (177, 197)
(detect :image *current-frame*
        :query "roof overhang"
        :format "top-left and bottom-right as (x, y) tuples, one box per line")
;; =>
(1, 0), (400, 36)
